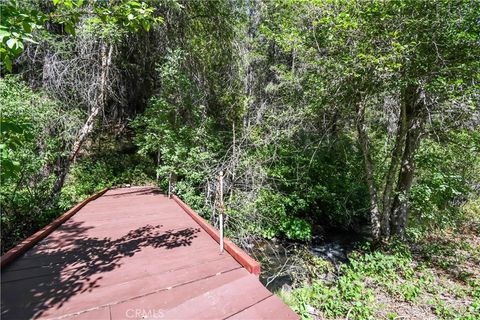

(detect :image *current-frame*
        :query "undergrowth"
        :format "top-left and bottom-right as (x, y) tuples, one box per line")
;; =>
(279, 232), (480, 320)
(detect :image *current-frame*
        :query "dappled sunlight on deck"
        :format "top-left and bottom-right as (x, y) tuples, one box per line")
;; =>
(1, 187), (298, 320)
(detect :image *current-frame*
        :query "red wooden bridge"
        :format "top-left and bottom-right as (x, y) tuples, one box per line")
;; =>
(1, 187), (298, 320)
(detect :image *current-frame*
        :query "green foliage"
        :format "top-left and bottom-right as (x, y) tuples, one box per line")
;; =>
(257, 0), (480, 240)
(0, 118), (33, 181)
(247, 131), (369, 240)
(280, 256), (376, 320)
(132, 48), (223, 215)
(277, 286), (316, 320)
(282, 239), (480, 319)
(131, 0), (480, 242)
(0, 1), (479, 318)
(82, 0), (163, 40)
(60, 145), (155, 208)
(0, 76), (81, 252)
(131, 0), (242, 217)
(0, 76), (156, 253)
(410, 131), (480, 232)
(256, 189), (311, 240)
(0, 0), (162, 71)
(0, 0), (45, 71)
(314, 271), (375, 319)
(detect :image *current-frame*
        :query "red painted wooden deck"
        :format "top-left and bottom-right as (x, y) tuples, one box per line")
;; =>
(1, 187), (298, 320)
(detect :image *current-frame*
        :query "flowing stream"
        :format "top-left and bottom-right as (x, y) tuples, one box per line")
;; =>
(252, 227), (368, 292)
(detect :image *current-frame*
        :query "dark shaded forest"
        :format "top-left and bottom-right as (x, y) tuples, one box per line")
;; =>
(1, 0), (479, 318)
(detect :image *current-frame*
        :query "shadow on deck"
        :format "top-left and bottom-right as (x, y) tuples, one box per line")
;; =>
(1, 186), (298, 320)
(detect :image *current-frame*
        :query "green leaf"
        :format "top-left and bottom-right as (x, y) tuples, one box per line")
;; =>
(64, 23), (75, 35)
(3, 56), (12, 71)
(22, 21), (32, 33)
(0, 29), (10, 42)
(64, 0), (74, 9)
(129, 1), (142, 7)
(6, 38), (18, 49)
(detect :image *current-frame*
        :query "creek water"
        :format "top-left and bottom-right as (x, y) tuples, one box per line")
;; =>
(252, 227), (368, 292)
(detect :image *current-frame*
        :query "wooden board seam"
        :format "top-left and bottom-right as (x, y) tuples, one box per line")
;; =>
(224, 293), (274, 319)
(50, 266), (244, 320)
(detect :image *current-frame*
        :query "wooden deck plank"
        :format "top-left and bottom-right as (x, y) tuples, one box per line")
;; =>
(16, 225), (207, 260)
(158, 271), (273, 319)
(3, 227), (208, 271)
(57, 306), (111, 320)
(9, 258), (241, 319)
(227, 295), (299, 320)
(1, 187), (298, 320)
(109, 268), (262, 319)
(2, 243), (227, 282)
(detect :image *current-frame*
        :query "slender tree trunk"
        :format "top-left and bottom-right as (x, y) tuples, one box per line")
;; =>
(390, 87), (425, 239)
(49, 43), (113, 202)
(381, 96), (408, 239)
(356, 101), (381, 241)
(230, 121), (236, 202)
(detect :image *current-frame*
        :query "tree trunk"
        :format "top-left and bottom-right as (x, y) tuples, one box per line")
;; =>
(230, 121), (236, 202)
(390, 87), (425, 239)
(356, 101), (381, 241)
(381, 95), (408, 239)
(49, 43), (113, 203)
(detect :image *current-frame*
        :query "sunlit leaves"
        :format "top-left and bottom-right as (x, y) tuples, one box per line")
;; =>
(0, 1), (45, 71)
(0, 118), (33, 181)
(91, 0), (163, 34)
(0, 0), (164, 72)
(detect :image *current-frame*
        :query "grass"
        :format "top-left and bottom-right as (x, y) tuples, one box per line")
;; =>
(278, 228), (480, 320)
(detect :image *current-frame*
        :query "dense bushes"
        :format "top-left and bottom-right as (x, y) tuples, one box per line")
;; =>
(409, 132), (480, 233)
(1, 2), (479, 320)
(0, 76), (80, 252)
(60, 140), (156, 209)
(0, 77), (155, 253)
(1, 0), (479, 253)
(281, 238), (480, 319)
